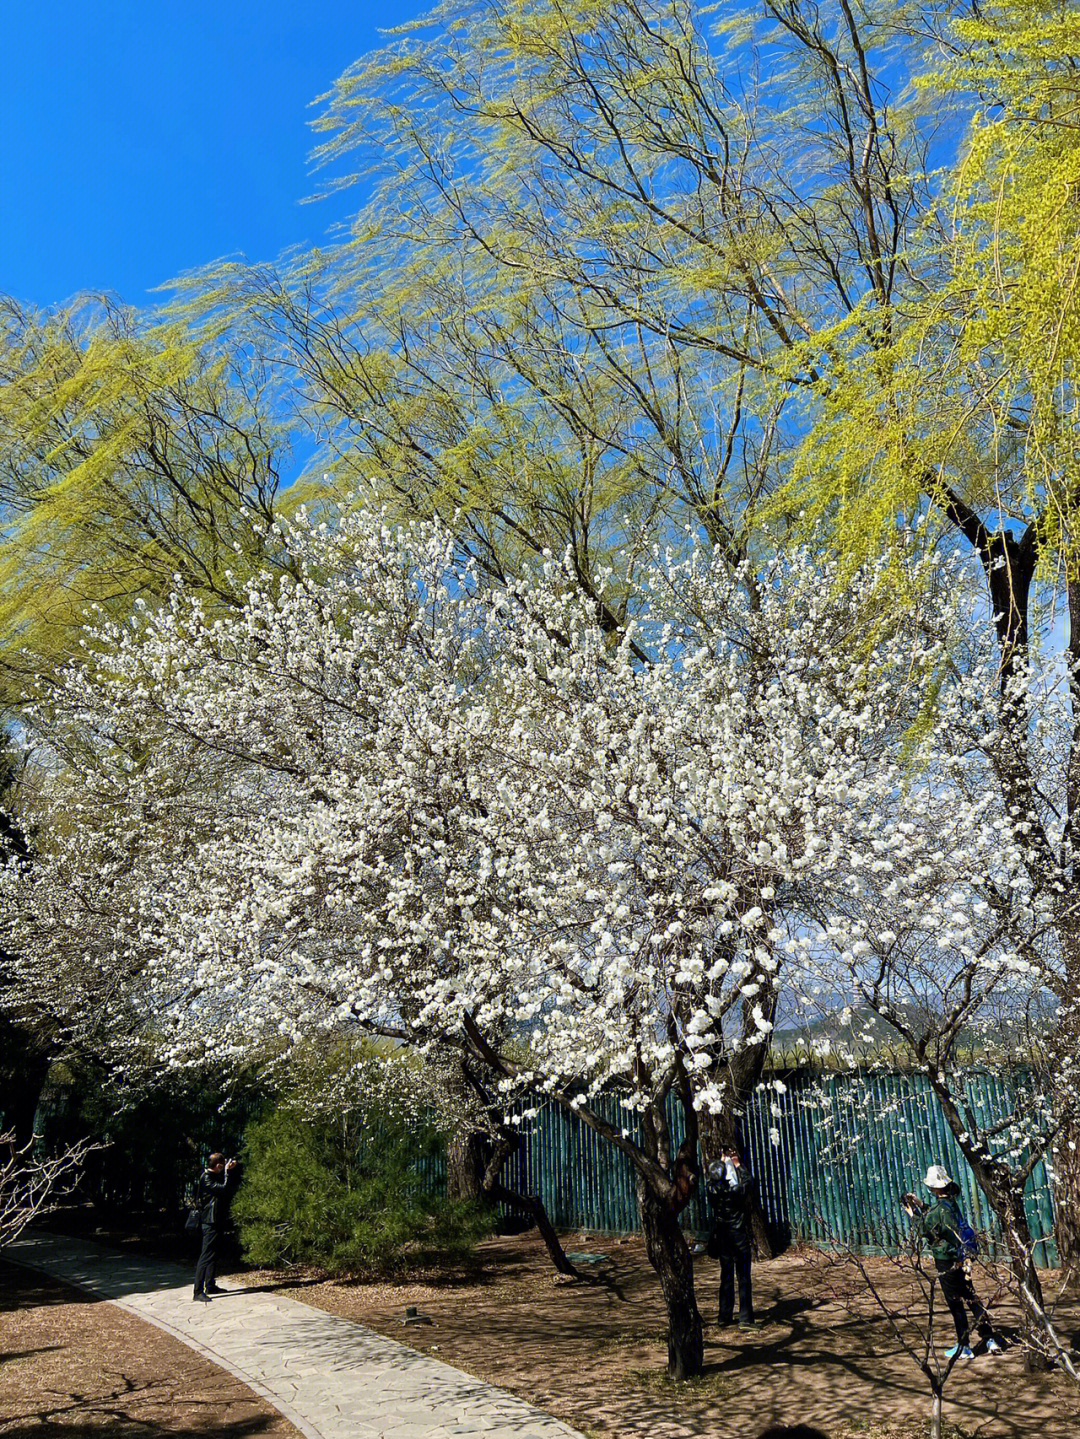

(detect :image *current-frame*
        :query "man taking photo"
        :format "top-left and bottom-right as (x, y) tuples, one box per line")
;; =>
(192, 1152), (240, 1303)
(706, 1145), (761, 1331)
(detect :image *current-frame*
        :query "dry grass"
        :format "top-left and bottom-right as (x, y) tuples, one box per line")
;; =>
(0, 1260), (299, 1437)
(231, 1230), (1080, 1439)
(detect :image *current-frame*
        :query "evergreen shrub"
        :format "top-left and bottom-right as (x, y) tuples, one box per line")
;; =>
(233, 1105), (493, 1274)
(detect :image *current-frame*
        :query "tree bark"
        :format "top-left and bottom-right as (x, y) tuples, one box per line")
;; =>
(999, 1186), (1054, 1374)
(479, 1130), (582, 1278)
(446, 1127), (488, 1204)
(490, 1179), (581, 1277)
(637, 1174), (704, 1379)
(930, 1385), (942, 1439)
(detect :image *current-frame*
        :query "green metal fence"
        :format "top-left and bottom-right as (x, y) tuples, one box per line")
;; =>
(421, 1071), (1059, 1265)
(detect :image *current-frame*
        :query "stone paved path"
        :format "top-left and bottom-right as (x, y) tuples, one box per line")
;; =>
(9, 1232), (585, 1439)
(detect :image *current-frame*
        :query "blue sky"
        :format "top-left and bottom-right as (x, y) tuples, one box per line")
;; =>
(1, 2), (425, 309)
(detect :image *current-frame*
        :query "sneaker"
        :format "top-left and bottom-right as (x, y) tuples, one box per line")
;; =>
(205, 1285), (228, 1295)
(192, 1292), (212, 1303)
(985, 1339), (1004, 1355)
(738, 1318), (764, 1331)
(945, 1345), (974, 1361)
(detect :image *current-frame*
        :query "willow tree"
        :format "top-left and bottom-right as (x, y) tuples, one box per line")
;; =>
(291, 0), (1080, 1250)
(0, 295), (292, 703)
(775, 1), (1080, 1262)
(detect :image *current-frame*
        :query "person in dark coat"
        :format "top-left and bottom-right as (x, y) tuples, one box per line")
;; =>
(192, 1152), (240, 1302)
(706, 1145), (760, 1330)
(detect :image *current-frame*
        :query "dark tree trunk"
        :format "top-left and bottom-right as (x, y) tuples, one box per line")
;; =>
(0, 1024), (50, 1149)
(446, 1128), (488, 1204)
(447, 1046), (582, 1278)
(480, 1130), (582, 1278)
(637, 1175), (704, 1379)
(490, 1179), (581, 1277)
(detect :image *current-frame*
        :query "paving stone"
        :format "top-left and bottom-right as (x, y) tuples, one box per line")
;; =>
(9, 1233), (585, 1439)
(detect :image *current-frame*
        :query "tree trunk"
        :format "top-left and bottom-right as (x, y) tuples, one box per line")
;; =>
(1051, 1120), (1080, 1273)
(490, 1179), (581, 1277)
(930, 1385), (942, 1439)
(1000, 1189), (1054, 1374)
(478, 1130), (582, 1278)
(637, 1175), (704, 1379)
(446, 1128), (489, 1204)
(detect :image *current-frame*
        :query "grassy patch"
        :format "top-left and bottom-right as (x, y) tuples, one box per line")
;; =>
(625, 1366), (735, 1399)
(596, 1326), (668, 1353)
(838, 1421), (971, 1439)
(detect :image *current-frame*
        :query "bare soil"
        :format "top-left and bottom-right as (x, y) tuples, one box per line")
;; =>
(233, 1232), (1080, 1439)
(0, 1260), (300, 1438)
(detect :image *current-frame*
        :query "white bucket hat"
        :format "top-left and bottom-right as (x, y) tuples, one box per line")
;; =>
(923, 1164), (953, 1190)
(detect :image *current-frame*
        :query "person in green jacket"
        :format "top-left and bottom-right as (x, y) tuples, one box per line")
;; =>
(902, 1164), (1002, 1361)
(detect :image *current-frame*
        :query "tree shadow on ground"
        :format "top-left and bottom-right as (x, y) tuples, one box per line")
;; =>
(1, 1415), (285, 1438)
(230, 1275), (329, 1295)
(754, 1428), (830, 1439)
(0, 1345), (64, 1364)
(0, 1264), (96, 1312)
(2, 1372), (287, 1438)
(318, 1237), (544, 1291)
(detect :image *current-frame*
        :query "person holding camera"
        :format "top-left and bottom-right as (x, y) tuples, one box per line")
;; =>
(706, 1145), (760, 1330)
(192, 1152), (240, 1303)
(902, 1163), (1002, 1359)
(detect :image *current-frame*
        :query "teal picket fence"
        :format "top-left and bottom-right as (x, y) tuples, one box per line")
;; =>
(415, 1070), (1059, 1265)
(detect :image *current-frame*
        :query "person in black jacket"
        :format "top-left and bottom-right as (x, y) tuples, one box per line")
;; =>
(706, 1145), (760, 1330)
(192, 1152), (240, 1302)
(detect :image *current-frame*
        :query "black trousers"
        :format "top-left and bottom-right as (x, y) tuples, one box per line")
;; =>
(935, 1261), (994, 1346)
(719, 1245), (753, 1323)
(193, 1224), (219, 1296)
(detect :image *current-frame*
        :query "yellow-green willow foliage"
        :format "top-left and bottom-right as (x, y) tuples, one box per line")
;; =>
(939, 0), (1080, 569)
(0, 297), (291, 704)
(165, 1), (1080, 631)
(786, 1), (1080, 589)
(168, 0), (938, 610)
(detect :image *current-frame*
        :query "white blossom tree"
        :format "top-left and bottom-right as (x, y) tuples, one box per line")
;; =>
(3, 502), (1068, 1378)
(790, 618), (1080, 1370)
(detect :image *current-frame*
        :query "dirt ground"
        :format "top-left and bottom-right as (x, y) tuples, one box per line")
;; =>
(0, 1260), (300, 1438)
(232, 1232), (1080, 1439)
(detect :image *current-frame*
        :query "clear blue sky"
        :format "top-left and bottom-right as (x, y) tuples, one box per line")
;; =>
(1, 2), (424, 309)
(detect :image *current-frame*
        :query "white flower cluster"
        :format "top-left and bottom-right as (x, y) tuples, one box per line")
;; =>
(3, 503), (1076, 1162)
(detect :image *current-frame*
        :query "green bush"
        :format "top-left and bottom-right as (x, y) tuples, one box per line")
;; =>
(233, 1105), (493, 1274)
